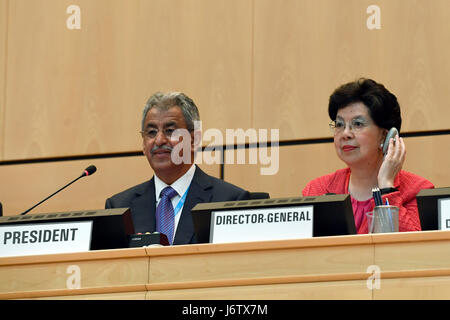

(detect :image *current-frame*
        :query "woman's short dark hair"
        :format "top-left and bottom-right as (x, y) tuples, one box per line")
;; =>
(328, 78), (402, 132)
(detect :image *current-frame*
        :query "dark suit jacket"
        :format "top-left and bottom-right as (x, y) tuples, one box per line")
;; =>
(105, 166), (250, 245)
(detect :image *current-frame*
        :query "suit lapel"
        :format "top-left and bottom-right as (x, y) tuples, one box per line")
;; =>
(130, 178), (157, 233)
(173, 167), (213, 245)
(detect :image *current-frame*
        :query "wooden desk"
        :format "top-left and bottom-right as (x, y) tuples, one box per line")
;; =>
(2, 230), (450, 299)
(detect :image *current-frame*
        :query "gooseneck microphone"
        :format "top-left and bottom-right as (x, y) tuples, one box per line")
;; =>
(20, 165), (97, 215)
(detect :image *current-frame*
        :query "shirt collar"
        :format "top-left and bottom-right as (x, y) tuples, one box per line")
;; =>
(154, 165), (196, 199)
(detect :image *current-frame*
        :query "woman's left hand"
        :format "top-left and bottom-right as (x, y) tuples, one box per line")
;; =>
(378, 135), (406, 188)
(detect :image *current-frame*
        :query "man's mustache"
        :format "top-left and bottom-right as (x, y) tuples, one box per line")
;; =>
(150, 145), (173, 154)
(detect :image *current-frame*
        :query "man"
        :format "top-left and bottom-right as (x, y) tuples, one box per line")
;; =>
(105, 92), (250, 245)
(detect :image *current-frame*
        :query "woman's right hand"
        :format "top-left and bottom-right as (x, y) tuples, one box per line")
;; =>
(377, 135), (406, 188)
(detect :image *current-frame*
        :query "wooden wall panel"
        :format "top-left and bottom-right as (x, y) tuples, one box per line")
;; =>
(253, 0), (450, 140)
(224, 135), (450, 199)
(0, 256), (148, 294)
(4, 0), (252, 160)
(402, 135), (450, 189)
(147, 280), (371, 300)
(373, 276), (450, 300)
(224, 143), (343, 199)
(0, 153), (219, 216)
(148, 244), (372, 285)
(0, 0), (7, 160)
(39, 291), (147, 300)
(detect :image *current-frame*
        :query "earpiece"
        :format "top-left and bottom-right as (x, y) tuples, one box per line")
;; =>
(382, 128), (399, 155)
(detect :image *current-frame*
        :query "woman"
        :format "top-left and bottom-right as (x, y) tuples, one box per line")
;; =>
(302, 78), (434, 233)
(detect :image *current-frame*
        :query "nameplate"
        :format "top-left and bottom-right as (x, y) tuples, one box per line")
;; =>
(210, 205), (313, 244)
(0, 221), (93, 257)
(438, 198), (450, 230)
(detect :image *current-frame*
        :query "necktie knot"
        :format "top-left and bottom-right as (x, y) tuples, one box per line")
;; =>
(160, 186), (178, 200)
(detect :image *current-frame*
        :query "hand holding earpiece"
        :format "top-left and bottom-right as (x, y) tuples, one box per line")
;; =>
(378, 135), (406, 188)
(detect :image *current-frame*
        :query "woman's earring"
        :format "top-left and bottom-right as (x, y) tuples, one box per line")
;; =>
(379, 143), (384, 150)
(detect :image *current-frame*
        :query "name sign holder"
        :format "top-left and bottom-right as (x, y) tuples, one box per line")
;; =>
(417, 187), (450, 230)
(0, 208), (134, 257)
(438, 198), (450, 230)
(210, 205), (313, 244)
(0, 221), (93, 257)
(192, 194), (356, 244)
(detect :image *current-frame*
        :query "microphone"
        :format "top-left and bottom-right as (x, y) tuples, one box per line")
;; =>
(82, 165), (97, 177)
(20, 165), (97, 215)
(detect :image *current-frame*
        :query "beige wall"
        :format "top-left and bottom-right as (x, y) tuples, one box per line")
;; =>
(0, 0), (7, 160)
(3, 0), (253, 159)
(253, 0), (450, 138)
(1, 0), (449, 216)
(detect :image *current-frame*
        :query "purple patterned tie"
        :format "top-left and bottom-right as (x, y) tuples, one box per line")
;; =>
(156, 186), (178, 245)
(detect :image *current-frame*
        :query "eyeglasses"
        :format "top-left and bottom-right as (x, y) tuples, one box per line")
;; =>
(329, 118), (371, 135)
(140, 128), (176, 139)
(140, 128), (193, 139)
